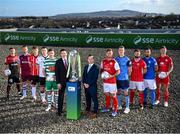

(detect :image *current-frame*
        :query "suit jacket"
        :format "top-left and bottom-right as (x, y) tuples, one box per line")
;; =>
(82, 64), (99, 90)
(55, 58), (68, 85)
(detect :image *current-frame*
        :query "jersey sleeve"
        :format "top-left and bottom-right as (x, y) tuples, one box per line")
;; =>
(114, 60), (120, 70)
(43, 60), (47, 69)
(36, 57), (40, 65)
(153, 58), (158, 66)
(100, 61), (103, 69)
(169, 57), (173, 66)
(5, 57), (8, 65)
(127, 58), (132, 67)
(142, 60), (147, 69)
(18, 56), (21, 65)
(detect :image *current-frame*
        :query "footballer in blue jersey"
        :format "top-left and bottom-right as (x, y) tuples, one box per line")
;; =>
(115, 46), (132, 114)
(143, 47), (158, 108)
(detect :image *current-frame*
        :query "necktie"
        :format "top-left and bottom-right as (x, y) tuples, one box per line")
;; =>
(64, 59), (68, 69)
(87, 65), (91, 73)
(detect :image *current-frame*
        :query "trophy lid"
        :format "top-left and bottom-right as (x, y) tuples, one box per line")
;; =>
(70, 50), (78, 57)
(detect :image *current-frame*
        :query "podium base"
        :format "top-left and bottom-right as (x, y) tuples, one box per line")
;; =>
(66, 81), (81, 120)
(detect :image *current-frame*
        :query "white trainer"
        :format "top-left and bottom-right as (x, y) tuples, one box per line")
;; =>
(55, 104), (58, 109)
(20, 96), (27, 100)
(42, 99), (47, 104)
(124, 108), (130, 114)
(111, 111), (118, 117)
(118, 106), (122, 110)
(32, 96), (37, 102)
(164, 102), (168, 107)
(155, 100), (160, 105)
(45, 106), (51, 112)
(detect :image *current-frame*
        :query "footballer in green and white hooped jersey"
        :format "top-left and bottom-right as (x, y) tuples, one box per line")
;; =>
(43, 49), (58, 112)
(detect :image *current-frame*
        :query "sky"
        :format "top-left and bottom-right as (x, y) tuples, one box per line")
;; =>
(0, 0), (180, 16)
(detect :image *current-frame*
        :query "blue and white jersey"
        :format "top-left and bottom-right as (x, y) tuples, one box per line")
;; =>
(115, 56), (131, 80)
(143, 57), (157, 79)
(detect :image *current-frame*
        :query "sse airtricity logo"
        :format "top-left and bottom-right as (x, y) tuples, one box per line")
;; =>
(133, 35), (142, 45)
(4, 34), (10, 42)
(86, 35), (93, 44)
(43, 35), (50, 43)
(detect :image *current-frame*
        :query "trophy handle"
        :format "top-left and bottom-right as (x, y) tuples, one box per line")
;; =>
(66, 54), (71, 78)
(78, 54), (81, 78)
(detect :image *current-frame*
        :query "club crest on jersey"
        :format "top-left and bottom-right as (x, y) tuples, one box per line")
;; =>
(48, 66), (55, 71)
(160, 62), (164, 65)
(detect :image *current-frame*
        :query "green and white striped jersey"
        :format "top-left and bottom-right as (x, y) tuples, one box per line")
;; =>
(44, 57), (57, 79)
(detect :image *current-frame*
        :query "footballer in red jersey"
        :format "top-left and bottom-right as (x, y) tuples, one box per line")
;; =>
(19, 45), (32, 100)
(129, 49), (147, 110)
(100, 48), (120, 117)
(155, 46), (173, 107)
(4, 48), (21, 100)
(29, 46), (39, 101)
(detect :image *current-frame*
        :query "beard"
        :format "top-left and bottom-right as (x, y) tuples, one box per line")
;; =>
(135, 56), (140, 59)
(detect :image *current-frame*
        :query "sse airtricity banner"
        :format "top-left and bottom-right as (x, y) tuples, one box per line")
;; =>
(0, 31), (179, 49)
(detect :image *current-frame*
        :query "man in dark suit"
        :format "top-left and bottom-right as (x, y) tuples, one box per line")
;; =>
(55, 49), (68, 116)
(82, 54), (99, 119)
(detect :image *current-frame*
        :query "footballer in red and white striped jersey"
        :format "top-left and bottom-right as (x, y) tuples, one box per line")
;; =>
(30, 47), (39, 85)
(29, 46), (39, 101)
(30, 54), (39, 76)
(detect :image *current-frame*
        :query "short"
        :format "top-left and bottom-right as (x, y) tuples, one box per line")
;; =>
(103, 83), (117, 94)
(129, 81), (145, 91)
(39, 77), (46, 86)
(31, 75), (39, 85)
(45, 81), (58, 92)
(8, 76), (20, 85)
(116, 80), (129, 90)
(144, 79), (157, 90)
(21, 75), (31, 82)
(156, 76), (170, 85)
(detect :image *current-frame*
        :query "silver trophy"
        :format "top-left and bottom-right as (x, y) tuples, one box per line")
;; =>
(66, 50), (81, 82)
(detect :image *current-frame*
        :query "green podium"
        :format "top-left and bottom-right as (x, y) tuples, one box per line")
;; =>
(66, 81), (81, 120)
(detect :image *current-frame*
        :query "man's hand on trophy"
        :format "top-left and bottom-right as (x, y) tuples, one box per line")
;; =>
(58, 84), (62, 89)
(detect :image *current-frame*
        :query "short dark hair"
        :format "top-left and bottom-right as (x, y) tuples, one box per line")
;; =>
(32, 46), (38, 49)
(134, 49), (140, 53)
(119, 46), (125, 49)
(22, 45), (27, 48)
(161, 46), (167, 49)
(9, 47), (15, 50)
(41, 46), (47, 49)
(48, 49), (54, 52)
(60, 49), (66, 53)
(106, 48), (113, 52)
(145, 46), (152, 51)
(88, 54), (94, 58)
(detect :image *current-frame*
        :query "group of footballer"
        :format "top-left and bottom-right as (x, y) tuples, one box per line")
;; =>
(4, 45), (173, 117)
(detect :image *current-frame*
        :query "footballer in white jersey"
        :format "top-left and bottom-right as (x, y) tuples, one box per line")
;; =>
(36, 47), (48, 103)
